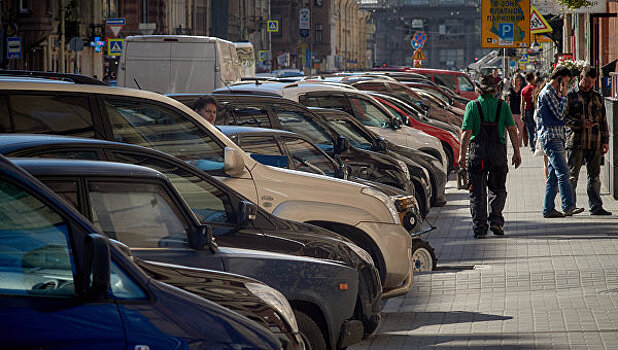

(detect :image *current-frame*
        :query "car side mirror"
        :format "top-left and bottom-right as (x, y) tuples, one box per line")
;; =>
(189, 224), (218, 252)
(392, 118), (402, 130)
(85, 234), (110, 299)
(237, 200), (257, 227)
(334, 135), (350, 155)
(224, 147), (246, 177)
(375, 137), (388, 152)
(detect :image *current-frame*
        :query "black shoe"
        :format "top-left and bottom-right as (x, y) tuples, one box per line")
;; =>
(563, 206), (584, 216)
(543, 210), (564, 218)
(490, 223), (504, 236)
(591, 208), (612, 216)
(474, 233), (487, 239)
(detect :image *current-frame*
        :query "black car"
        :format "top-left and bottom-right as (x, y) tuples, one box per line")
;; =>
(12, 157), (372, 350)
(0, 133), (382, 338)
(0, 156), (282, 349)
(313, 108), (448, 208)
(217, 125), (421, 232)
(169, 93), (432, 216)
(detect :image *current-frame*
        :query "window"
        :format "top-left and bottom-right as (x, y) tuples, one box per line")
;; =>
(41, 180), (80, 212)
(30, 150), (100, 161)
(433, 72), (458, 92)
(0, 179), (75, 297)
(110, 262), (146, 299)
(381, 102), (407, 123)
(326, 119), (374, 150)
(110, 152), (233, 224)
(314, 24), (323, 43)
(457, 75), (475, 92)
(354, 82), (387, 92)
(240, 136), (283, 156)
(104, 98), (225, 173)
(273, 107), (334, 152)
(302, 95), (348, 112)
(231, 107), (271, 127)
(0, 95), (94, 137)
(87, 182), (188, 248)
(282, 138), (336, 176)
(348, 98), (392, 129)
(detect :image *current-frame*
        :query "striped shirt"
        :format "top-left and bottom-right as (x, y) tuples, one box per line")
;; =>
(536, 83), (568, 145)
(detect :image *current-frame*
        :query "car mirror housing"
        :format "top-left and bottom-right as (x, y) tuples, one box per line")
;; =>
(334, 135), (350, 155)
(189, 224), (218, 252)
(84, 234), (110, 299)
(237, 200), (257, 227)
(392, 118), (402, 130)
(224, 147), (246, 177)
(375, 137), (388, 152)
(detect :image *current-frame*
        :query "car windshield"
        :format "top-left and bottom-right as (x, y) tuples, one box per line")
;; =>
(326, 119), (374, 150)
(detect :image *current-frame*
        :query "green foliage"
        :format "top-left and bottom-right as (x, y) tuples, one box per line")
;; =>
(555, 0), (592, 10)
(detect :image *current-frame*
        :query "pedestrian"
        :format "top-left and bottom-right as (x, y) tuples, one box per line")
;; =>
(193, 96), (218, 124)
(492, 69), (504, 98)
(536, 66), (584, 218)
(531, 77), (550, 179)
(565, 66), (611, 216)
(520, 72), (538, 153)
(458, 74), (522, 239)
(507, 74), (525, 147)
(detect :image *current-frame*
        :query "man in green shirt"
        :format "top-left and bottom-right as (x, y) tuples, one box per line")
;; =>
(458, 75), (522, 239)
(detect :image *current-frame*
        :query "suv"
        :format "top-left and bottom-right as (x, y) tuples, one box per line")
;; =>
(406, 68), (478, 100)
(212, 81), (449, 174)
(0, 77), (412, 298)
(0, 156), (281, 349)
(13, 157), (370, 350)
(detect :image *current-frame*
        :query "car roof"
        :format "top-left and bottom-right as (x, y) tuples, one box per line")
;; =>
(10, 157), (167, 179)
(213, 80), (358, 98)
(409, 68), (469, 75)
(217, 125), (296, 137)
(0, 134), (151, 155)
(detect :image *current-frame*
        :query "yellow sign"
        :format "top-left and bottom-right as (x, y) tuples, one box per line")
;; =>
(530, 6), (552, 34)
(414, 60), (422, 68)
(481, 0), (531, 48)
(412, 48), (426, 61)
(267, 20), (279, 32)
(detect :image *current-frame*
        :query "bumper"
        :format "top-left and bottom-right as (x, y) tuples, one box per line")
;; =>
(355, 221), (413, 292)
(337, 320), (364, 348)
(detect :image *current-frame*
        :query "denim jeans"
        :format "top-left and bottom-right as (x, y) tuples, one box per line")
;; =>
(542, 137), (576, 214)
(567, 148), (603, 211)
(523, 109), (536, 152)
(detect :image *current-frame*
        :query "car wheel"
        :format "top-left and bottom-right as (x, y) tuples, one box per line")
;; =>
(412, 238), (437, 272)
(294, 310), (328, 350)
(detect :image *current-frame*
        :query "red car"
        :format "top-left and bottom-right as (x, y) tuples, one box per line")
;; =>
(372, 94), (461, 171)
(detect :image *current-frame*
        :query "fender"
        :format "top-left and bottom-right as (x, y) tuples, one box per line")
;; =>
(272, 200), (379, 225)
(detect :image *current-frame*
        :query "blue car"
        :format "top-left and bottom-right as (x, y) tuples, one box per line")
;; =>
(0, 155), (281, 349)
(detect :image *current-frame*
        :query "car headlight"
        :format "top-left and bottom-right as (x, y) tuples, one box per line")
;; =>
(245, 282), (299, 334)
(361, 186), (400, 224)
(396, 159), (410, 180)
(343, 241), (374, 266)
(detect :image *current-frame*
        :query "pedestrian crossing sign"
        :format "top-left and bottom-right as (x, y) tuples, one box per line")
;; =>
(519, 53), (529, 63)
(108, 38), (124, 56)
(267, 20), (279, 32)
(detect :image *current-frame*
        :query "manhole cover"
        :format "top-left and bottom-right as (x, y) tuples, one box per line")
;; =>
(599, 289), (618, 295)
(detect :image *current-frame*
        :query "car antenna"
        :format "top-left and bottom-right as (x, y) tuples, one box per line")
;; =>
(133, 77), (142, 90)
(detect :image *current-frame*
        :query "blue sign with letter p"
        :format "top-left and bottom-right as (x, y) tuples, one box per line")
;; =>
(498, 23), (514, 41)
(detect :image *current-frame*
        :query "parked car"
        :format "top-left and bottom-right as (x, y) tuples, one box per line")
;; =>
(0, 134), (382, 340)
(0, 155), (282, 350)
(406, 68), (478, 100)
(12, 157), (369, 350)
(0, 76), (413, 299)
(169, 93), (431, 217)
(211, 80), (449, 174)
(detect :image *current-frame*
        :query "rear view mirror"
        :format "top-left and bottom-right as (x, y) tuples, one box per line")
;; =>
(237, 200), (257, 227)
(189, 225), (218, 252)
(250, 153), (289, 168)
(334, 136), (350, 155)
(85, 234), (110, 299)
(392, 118), (402, 129)
(224, 147), (246, 177)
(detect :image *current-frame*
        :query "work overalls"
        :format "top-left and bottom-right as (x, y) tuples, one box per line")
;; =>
(468, 100), (509, 236)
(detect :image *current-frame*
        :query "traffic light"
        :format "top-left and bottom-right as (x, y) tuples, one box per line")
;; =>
(474, 57), (479, 62)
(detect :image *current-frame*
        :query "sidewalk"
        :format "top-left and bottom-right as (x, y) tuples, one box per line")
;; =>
(352, 148), (618, 349)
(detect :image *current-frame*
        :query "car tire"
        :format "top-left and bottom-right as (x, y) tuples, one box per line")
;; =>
(294, 310), (328, 350)
(412, 238), (437, 272)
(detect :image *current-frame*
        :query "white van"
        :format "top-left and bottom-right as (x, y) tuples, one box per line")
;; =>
(118, 35), (242, 94)
(234, 42), (256, 78)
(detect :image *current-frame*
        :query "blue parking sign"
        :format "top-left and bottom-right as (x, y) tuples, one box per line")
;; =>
(498, 23), (514, 41)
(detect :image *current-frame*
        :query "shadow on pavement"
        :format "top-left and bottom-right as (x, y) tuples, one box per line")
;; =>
(504, 220), (618, 238)
(378, 311), (513, 333)
(368, 332), (539, 349)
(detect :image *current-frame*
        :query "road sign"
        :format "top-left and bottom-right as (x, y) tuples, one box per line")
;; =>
(414, 60), (422, 68)
(7, 38), (21, 59)
(481, 0), (530, 48)
(411, 39), (420, 49)
(68, 37), (84, 52)
(258, 50), (271, 62)
(106, 18), (126, 37)
(519, 53), (529, 63)
(267, 20), (279, 32)
(413, 31), (427, 48)
(108, 38), (124, 56)
(299, 8), (310, 37)
(90, 37), (105, 52)
(412, 48), (426, 61)
(530, 6), (552, 34)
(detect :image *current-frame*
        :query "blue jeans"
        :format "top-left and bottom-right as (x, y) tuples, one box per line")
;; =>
(542, 137), (576, 214)
(523, 109), (536, 151)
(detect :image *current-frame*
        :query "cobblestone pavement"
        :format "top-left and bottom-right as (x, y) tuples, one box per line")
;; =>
(351, 149), (618, 349)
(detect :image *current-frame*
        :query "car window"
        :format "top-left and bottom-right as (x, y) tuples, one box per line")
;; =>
(380, 101), (406, 123)
(29, 150), (100, 161)
(348, 98), (392, 129)
(282, 137), (335, 176)
(87, 181), (189, 248)
(434, 74), (457, 92)
(457, 75), (475, 92)
(40, 180), (81, 212)
(103, 98), (225, 173)
(0, 94), (94, 137)
(302, 95), (348, 111)
(354, 82), (386, 91)
(110, 261), (147, 299)
(230, 107), (271, 127)
(0, 178), (75, 297)
(240, 136), (283, 156)
(272, 107), (333, 152)
(326, 119), (374, 150)
(109, 152), (233, 224)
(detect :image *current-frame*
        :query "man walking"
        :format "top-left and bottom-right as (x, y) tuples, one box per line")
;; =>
(458, 75), (521, 239)
(537, 66), (584, 218)
(520, 71), (537, 152)
(565, 66), (611, 216)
